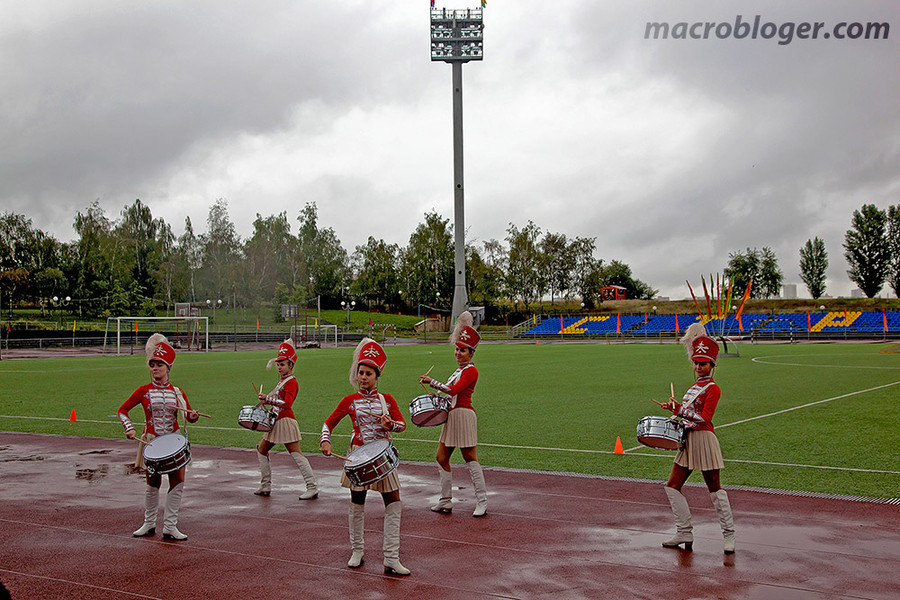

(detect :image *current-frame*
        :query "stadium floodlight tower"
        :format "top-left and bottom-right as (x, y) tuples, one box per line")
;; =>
(431, 3), (484, 322)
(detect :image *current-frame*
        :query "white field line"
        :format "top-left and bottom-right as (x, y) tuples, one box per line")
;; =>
(5, 394), (900, 475)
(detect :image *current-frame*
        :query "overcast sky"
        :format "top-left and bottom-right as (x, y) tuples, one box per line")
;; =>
(2, 1), (898, 300)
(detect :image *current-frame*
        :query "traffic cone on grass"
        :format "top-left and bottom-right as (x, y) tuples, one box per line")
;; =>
(613, 436), (624, 454)
(70, 409), (77, 421)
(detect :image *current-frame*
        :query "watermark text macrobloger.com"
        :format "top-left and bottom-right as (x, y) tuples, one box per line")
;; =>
(645, 15), (890, 45)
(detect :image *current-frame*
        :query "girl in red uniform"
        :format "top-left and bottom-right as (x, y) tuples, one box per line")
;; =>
(119, 334), (199, 541)
(319, 338), (410, 575)
(254, 340), (318, 500)
(657, 323), (736, 554)
(420, 311), (488, 517)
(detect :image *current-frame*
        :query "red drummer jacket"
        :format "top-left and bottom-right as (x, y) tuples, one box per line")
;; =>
(118, 382), (195, 437)
(321, 390), (406, 448)
(676, 376), (720, 432)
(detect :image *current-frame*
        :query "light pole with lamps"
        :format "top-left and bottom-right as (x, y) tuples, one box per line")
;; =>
(52, 295), (70, 328)
(206, 298), (222, 324)
(431, 4), (484, 322)
(341, 300), (356, 325)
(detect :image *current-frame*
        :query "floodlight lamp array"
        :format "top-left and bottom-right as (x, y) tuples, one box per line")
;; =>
(430, 7), (484, 62)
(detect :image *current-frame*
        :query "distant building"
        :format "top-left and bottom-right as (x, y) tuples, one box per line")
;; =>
(782, 283), (797, 299)
(851, 288), (866, 299)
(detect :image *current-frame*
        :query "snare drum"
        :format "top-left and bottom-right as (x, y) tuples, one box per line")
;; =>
(142, 433), (192, 475)
(636, 416), (684, 450)
(409, 394), (451, 427)
(343, 440), (400, 487)
(238, 405), (277, 432)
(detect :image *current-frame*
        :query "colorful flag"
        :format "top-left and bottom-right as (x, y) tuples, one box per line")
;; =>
(368, 317), (373, 327)
(674, 314), (680, 334)
(686, 280), (703, 318)
(644, 313), (648, 324)
(431, 0), (434, 6)
(807, 311), (811, 332)
(884, 308), (888, 332)
(559, 315), (564, 332)
(256, 318), (260, 330)
(737, 314), (743, 332)
(72, 320), (76, 333)
(481, 0), (486, 7)
(616, 313), (621, 333)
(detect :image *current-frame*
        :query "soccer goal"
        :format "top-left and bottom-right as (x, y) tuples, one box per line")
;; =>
(103, 316), (209, 356)
(290, 324), (338, 348)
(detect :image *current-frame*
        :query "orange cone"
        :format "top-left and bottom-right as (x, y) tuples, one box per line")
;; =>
(70, 409), (77, 421)
(613, 436), (624, 454)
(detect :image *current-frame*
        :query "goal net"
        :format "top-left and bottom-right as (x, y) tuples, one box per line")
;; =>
(103, 316), (209, 356)
(290, 324), (338, 348)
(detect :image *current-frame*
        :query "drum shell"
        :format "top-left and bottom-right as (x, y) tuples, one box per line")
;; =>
(636, 416), (684, 450)
(343, 440), (400, 487)
(409, 394), (451, 427)
(142, 433), (192, 475)
(238, 405), (277, 432)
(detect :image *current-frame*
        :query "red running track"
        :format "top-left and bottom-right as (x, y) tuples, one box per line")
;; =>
(0, 431), (897, 599)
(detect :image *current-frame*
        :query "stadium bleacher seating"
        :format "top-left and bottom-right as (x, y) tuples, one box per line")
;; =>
(519, 310), (900, 337)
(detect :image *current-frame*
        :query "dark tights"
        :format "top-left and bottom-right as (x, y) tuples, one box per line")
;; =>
(350, 489), (400, 506)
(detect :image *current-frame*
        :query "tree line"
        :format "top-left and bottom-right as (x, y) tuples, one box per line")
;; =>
(796, 203), (900, 300)
(0, 200), (655, 320)
(3, 199), (895, 321)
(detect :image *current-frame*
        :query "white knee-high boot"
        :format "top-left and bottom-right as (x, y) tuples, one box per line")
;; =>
(431, 467), (453, 513)
(662, 486), (693, 549)
(290, 452), (318, 500)
(710, 489), (736, 553)
(133, 485), (159, 537)
(255, 451), (272, 496)
(348, 503), (365, 568)
(382, 501), (410, 575)
(162, 482), (187, 541)
(467, 461), (488, 517)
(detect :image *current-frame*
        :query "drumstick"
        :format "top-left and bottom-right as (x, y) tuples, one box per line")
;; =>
(135, 438), (150, 446)
(670, 382), (675, 398)
(329, 453), (351, 461)
(420, 382), (432, 395)
(165, 404), (212, 418)
(357, 408), (400, 425)
(424, 365), (434, 377)
(651, 398), (666, 407)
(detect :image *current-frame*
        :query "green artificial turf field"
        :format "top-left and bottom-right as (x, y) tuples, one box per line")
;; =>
(1, 341), (897, 498)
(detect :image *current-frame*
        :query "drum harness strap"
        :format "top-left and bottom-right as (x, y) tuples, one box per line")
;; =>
(677, 380), (714, 426)
(262, 375), (294, 417)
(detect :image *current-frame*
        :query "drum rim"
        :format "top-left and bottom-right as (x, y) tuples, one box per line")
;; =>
(143, 435), (189, 460)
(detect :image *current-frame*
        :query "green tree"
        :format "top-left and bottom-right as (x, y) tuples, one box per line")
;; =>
(199, 199), (242, 301)
(725, 248), (762, 298)
(569, 236), (601, 307)
(540, 231), (575, 304)
(799, 237), (828, 300)
(758, 247), (784, 298)
(597, 260), (658, 301)
(297, 202), (349, 305)
(505, 221), (544, 311)
(72, 201), (116, 315)
(352, 236), (400, 310)
(886, 205), (900, 297)
(244, 212), (296, 302)
(118, 199), (160, 297)
(178, 217), (202, 303)
(844, 204), (888, 298)
(154, 220), (190, 312)
(403, 211), (454, 308)
(466, 239), (505, 309)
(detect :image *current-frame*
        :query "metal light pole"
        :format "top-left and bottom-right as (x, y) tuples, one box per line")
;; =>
(431, 4), (484, 322)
